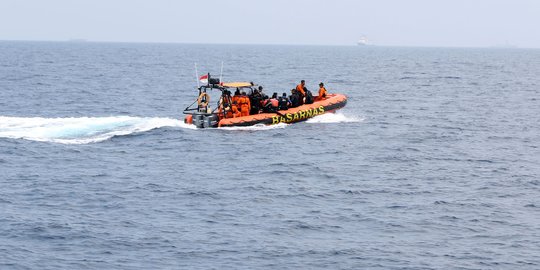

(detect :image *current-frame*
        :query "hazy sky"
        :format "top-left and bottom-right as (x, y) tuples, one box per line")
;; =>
(1, 0), (539, 48)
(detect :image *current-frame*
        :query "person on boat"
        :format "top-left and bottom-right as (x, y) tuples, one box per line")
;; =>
(316, 82), (327, 101)
(219, 90), (234, 118)
(239, 91), (251, 117)
(249, 87), (264, 115)
(295, 80), (306, 105)
(278, 93), (291, 110)
(296, 80), (306, 96)
(304, 88), (314, 104)
(259, 86), (269, 99)
(289, 88), (301, 108)
(262, 93), (279, 113)
(231, 88), (242, 108)
(231, 100), (241, 118)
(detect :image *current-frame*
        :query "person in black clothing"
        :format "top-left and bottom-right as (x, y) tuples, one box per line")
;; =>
(249, 86), (264, 115)
(278, 93), (291, 110)
(259, 86), (268, 99)
(304, 88), (314, 104)
(289, 88), (300, 108)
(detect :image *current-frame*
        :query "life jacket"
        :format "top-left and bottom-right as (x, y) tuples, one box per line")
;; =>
(270, 98), (279, 108)
(296, 84), (306, 96)
(239, 96), (250, 116)
(245, 96), (251, 112)
(318, 87), (327, 100)
(262, 99), (279, 113)
(232, 103), (241, 118)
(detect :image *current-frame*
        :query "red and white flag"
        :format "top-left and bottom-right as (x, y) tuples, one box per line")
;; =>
(199, 74), (208, 84)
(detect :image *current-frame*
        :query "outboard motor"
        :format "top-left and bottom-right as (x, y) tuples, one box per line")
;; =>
(193, 114), (204, 128)
(190, 113), (218, 128)
(203, 114), (219, 128)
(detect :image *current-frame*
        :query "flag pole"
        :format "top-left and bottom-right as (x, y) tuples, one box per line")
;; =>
(219, 61), (224, 83)
(195, 63), (200, 88)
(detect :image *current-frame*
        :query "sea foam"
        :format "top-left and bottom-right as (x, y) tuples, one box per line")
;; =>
(0, 112), (357, 144)
(0, 116), (193, 144)
(306, 112), (363, 124)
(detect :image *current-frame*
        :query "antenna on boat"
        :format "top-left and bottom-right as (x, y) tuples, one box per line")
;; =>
(219, 61), (224, 83)
(194, 63), (200, 88)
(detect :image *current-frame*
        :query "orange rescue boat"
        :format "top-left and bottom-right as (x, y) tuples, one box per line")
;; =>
(183, 74), (347, 128)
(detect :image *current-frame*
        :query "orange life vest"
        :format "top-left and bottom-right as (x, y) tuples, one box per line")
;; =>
(232, 104), (241, 118)
(317, 87), (327, 101)
(239, 96), (250, 117)
(264, 98), (279, 107)
(232, 95), (241, 105)
(296, 84), (305, 96)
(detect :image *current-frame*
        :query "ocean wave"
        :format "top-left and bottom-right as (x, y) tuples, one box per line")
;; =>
(306, 112), (363, 124)
(0, 116), (193, 144)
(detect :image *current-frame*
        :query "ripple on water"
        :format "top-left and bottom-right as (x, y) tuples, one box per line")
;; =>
(1, 42), (540, 269)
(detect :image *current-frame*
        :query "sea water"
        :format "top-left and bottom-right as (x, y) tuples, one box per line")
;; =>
(1, 41), (539, 269)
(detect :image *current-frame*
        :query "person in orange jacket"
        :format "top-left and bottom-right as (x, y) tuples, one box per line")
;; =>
(219, 90), (234, 119)
(295, 80), (306, 105)
(239, 92), (251, 117)
(232, 88), (241, 105)
(231, 101), (241, 118)
(317, 82), (327, 101)
(296, 80), (306, 96)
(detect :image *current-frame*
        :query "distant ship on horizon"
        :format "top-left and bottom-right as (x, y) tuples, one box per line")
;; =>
(357, 36), (369, 46)
(491, 41), (518, 49)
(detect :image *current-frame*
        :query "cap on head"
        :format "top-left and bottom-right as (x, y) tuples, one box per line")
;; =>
(301, 80), (305, 83)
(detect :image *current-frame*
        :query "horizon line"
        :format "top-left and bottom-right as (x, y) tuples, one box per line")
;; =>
(0, 38), (537, 50)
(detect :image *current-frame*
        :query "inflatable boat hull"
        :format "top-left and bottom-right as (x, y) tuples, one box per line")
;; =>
(218, 94), (347, 127)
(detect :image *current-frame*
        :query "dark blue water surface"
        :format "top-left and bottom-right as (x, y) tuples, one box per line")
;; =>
(1, 41), (540, 269)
